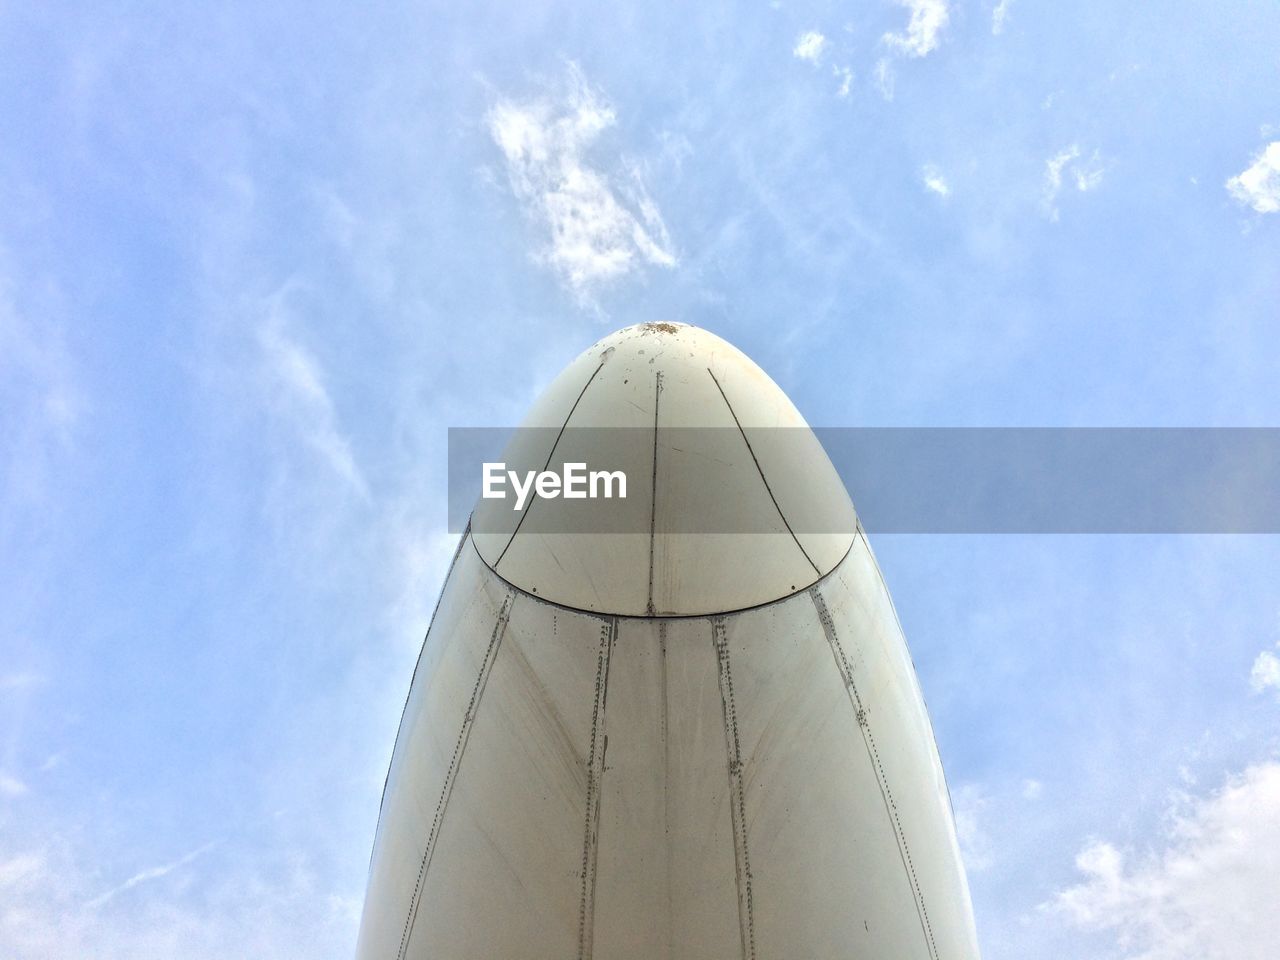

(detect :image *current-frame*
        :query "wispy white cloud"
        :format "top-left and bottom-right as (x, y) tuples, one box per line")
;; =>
(1074, 162), (1105, 192)
(833, 65), (854, 99)
(86, 842), (217, 910)
(0, 672), (45, 691)
(1044, 146), (1079, 211)
(1048, 762), (1280, 960)
(258, 292), (368, 499)
(1043, 144), (1105, 220)
(992, 0), (1014, 35)
(873, 58), (896, 101)
(0, 282), (79, 444)
(0, 852), (44, 888)
(0, 250), (82, 514)
(0, 833), (358, 958)
(792, 30), (828, 65)
(876, 1), (949, 100)
(1251, 642), (1280, 698)
(0, 774), (29, 797)
(1226, 142), (1280, 214)
(953, 783), (993, 872)
(1022, 778), (1044, 800)
(922, 164), (950, 197)
(487, 65), (676, 304)
(883, 0), (950, 58)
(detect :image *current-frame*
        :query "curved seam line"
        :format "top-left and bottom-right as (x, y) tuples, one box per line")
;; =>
(706, 367), (821, 577)
(395, 587), (515, 960)
(469, 532), (853, 622)
(494, 360), (607, 569)
(809, 585), (940, 960)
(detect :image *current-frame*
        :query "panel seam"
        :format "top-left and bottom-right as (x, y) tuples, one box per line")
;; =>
(809, 585), (940, 960)
(495, 359), (607, 569)
(370, 522), (471, 872)
(395, 587), (515, 960)
(706, 367), (821, 577)
(471, 533), (853, 622)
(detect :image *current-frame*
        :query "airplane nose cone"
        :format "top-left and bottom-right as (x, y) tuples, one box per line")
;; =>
(358, 322), (981, 960)
(472, 322), (857, 616)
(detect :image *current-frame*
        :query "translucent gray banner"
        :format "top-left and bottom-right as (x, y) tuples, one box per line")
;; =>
(448, 428), (1280, 534)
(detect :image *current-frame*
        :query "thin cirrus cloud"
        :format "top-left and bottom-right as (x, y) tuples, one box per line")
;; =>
(951, 783), (993, 873)
(833, 65), (854, 99)
(793, 32), (853, 99)
(992, 0), (1015, 36)
(792, 30), (828, 65)
(0, 256), (82, 514)
(1043, 144), (1105, 220)
(0, 833), (353, 957)
(1047, 762), (1280, 960)
(0, 852), (44, 887)
(883, 0), (950, 58)
(922, 164), (950, 197)
(0, 774), (29, 797)
(1226, 141), (1280, 214)
(487, 66), (676, 305)
(85, 841), (218, 910)
(0, 672), (44, 691)
(875, 0), (950, 100)
(1251, 642), (1280, 698)
(257, 298), (369, 500)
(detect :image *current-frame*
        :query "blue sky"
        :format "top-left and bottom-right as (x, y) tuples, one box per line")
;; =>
(2, 1), (1279, 957)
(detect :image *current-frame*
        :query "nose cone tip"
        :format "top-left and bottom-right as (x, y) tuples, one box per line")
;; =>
(471, 322), (857, 616)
